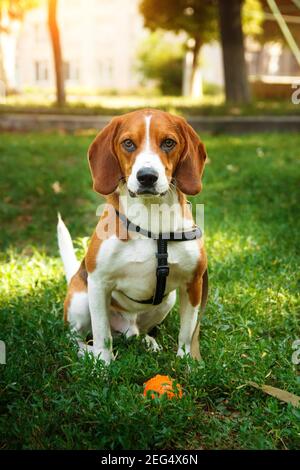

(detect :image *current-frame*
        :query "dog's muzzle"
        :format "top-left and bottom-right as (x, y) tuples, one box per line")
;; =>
(136, 167), (159, 195)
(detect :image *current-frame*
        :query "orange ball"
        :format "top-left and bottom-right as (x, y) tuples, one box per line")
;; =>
(143, 374), (183, 400)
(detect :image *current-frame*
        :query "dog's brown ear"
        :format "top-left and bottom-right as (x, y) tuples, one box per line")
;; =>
(88, 117), (122, 195)
(174, 118), (207, 196)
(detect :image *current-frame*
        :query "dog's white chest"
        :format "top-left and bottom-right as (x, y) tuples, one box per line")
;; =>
(96, 236), (199, 300)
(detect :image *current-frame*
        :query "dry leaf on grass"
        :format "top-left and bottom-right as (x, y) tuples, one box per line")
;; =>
(51, 181), (63, 194)
(248, 381), (300, 408)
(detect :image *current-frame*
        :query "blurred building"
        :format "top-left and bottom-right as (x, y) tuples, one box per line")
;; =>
(16, 0), (144, 92)
(5, 0), (300, 96)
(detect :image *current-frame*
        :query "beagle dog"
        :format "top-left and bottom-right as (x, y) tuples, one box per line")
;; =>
(58, 109), (208, 364)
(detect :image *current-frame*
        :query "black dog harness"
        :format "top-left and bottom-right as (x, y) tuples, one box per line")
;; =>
(115, 209), (202, 305)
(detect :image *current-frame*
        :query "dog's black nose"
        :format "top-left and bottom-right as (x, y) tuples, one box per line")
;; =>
(136, 167), (159, 186)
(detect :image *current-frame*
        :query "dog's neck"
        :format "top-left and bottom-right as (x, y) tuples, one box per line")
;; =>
(118, 185), (194, 235)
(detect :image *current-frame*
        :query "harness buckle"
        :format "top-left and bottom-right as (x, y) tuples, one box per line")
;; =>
(156, 265), (169, 277)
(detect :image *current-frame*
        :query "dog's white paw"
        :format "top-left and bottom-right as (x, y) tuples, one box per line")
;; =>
(176, 345), (191, 358)
(92, 347), (114, 365)
(77, 340), (93, 358)
(77, 341), (114, 365)
(143, 335), (162, 352)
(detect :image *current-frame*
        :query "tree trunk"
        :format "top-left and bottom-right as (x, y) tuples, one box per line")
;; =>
(48, 0), (65, 106)
(218, 0), (251, 104)
(190, 35), (202, 96)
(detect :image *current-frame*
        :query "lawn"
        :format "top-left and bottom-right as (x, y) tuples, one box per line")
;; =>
(0, 131), (299, 450)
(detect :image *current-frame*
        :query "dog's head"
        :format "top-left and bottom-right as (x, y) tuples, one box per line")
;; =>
(88, 109), (207, 197)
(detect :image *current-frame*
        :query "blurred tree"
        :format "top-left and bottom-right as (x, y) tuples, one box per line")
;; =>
(140, 0), (263, 103)
(243, 0), (264, 36)
(222, 0), (300, 100)
(0, 0), (66, 105)
(218, 0), (251, 104)
(48, 0), (65, 106)
(139, 0), (218, 96)
(137, 31), (184, 95)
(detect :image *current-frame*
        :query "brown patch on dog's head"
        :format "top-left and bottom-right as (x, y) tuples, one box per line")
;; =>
(88, 117), (123, 195)
(88, 109), (207, 196)
(171, 116), (207, 195)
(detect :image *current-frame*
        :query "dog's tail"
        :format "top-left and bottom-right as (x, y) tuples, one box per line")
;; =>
(57, 213), (80, 283)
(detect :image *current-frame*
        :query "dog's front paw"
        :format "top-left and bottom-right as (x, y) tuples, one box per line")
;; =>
(176, 345), (191, 358)
(77, 341), (114, 365)
(93, 347), (114, 365)
(77, 340), (93, 358)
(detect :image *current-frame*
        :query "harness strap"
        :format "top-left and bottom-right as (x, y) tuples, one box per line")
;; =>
(115, 209), (202, 305)
(115, 210), (202, 241)
(153, 237), (169, 305)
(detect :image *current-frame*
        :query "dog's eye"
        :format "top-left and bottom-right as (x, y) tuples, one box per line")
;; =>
(161, 139), (176, 152)
(122, 139), (136, 152)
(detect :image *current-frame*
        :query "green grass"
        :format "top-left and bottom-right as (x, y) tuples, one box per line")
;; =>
(0, 131), (299, 450)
